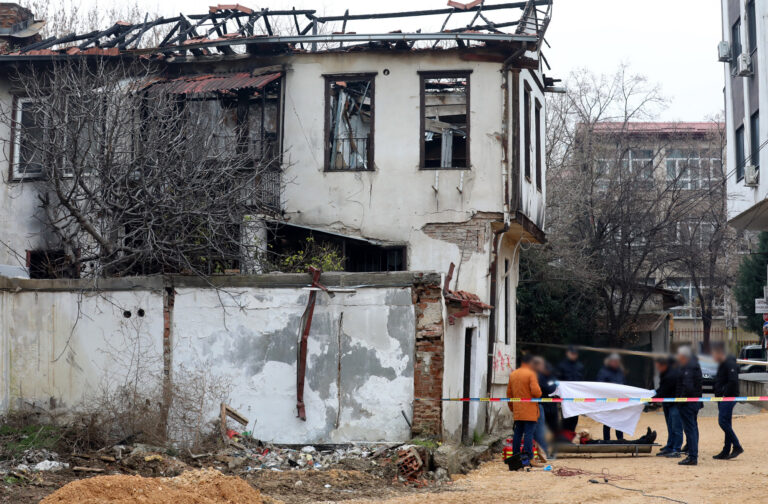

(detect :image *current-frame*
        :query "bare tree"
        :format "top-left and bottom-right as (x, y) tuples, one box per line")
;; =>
(545, 65), (715, 344)
(21, 0), (165, 47)
(2, 57), (282, 277)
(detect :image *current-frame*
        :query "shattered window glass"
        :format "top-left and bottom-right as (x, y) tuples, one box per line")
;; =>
(326, 77), (374, 171)
(422, 75), (469, 169)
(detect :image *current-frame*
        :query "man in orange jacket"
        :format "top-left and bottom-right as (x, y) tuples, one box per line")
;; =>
(507, 353), (543, 462)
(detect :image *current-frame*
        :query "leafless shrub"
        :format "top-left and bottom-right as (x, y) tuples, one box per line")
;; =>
(2, 57), (283, 278)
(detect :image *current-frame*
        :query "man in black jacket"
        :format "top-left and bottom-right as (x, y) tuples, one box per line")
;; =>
(654, 356), (683, 457)
(711, 342), (744, 460)
(557, 346), (584, 434)
(675, 346), (702, 466)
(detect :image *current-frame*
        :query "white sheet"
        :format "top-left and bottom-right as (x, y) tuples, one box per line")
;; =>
(554, 381), (656, 437)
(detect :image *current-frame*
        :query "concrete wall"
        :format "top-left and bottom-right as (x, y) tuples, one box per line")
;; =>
(172, 285), (416, 444)
(0, 286), (164, 412)
(0, 273), (432, 444)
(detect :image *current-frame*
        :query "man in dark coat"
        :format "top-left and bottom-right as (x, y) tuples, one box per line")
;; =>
(557, 346), (584, 434)
(711, 342), (743, 460)
(655, 356), (683, 457)
(675, 346), (703, 466)
(596, 353), (626, 440)
(532, 357), (558, 457)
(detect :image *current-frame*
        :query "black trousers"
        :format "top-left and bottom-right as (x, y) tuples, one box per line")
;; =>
(561, 413), (579, 432)
(603, 425), (624, 441)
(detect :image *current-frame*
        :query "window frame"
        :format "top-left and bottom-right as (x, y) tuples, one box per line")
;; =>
(523, 83), (531, 181)
(751, 110), (760, 170)
(10, 96), (46, 181)
(736, 125), (746, 181)
(534, 97), (542, 191)
(731, 18), (742, 75)
(748, 0), (757, 54)
(419, 70), (472, 170)
(323, 73), (376, 172)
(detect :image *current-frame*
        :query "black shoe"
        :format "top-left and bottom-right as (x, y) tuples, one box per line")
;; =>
(680, 445), (688, 454)
(712, 450), (729, 460)
(678, 457), (697, 466)
(727, 447), (744, 459)
(663, 451), (681, 458)
(656, 449), (671, 457)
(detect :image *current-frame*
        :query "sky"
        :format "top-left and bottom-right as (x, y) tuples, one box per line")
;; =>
(71, 0), (725, 121)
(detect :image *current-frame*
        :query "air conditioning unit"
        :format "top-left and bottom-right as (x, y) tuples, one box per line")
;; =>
(745, 164), (759, 187)
(738, 53), (753, 76)
(718, 41), (731, 62)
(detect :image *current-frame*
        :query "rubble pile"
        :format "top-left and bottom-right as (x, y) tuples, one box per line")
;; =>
(220, 443), (397, 473)
(0, 448), (69, 474)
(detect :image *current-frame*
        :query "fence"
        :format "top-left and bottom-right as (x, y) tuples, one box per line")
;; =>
(673, 327), (760, 354)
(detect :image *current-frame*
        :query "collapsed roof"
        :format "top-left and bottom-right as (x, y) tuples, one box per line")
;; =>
(2, 0), (552, 59)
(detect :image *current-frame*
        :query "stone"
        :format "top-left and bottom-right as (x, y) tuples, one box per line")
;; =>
(433, 443), (490, 475)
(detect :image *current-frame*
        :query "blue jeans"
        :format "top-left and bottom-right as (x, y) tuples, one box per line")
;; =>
(678, 403), (700, 459)
(717, 402), (742, 452)
(662, 404), (683, 452)
(513, 420), (537, 457)
(534, 405), (548, 454)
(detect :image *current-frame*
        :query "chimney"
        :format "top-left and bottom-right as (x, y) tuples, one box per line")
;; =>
(0, 3), (44, 48)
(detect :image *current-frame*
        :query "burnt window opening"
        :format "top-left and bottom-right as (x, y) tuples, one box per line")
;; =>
(325, 75), (374, 171)
(26, 249), (78, 279)
(420, 72), (470, 169)
(269, 224), (406, 273)
(524, 83), (531, 180)
(145, 73), (283, 213)
(11, 97), (45, 180)
(535, 98), (542, 191)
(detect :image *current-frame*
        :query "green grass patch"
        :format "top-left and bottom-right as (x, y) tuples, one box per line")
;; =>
(1, 424), (62, 456)
(409, 438), (439, 450)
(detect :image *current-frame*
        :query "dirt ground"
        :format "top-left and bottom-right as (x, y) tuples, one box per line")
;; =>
(356, 408), (768, 504)
(4, 408), (768, 504)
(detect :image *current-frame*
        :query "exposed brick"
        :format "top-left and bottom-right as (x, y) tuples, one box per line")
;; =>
(411, 283), (444, 438)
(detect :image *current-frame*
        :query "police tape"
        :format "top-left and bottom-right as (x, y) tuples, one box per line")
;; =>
(415, 396), (768, 402)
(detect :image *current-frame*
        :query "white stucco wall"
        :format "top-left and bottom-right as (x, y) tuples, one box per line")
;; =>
(172, 285), (416, 444)
(0, 288), (164, 412)
(441, 314), (489, 442)
(278, 51), (507, 297)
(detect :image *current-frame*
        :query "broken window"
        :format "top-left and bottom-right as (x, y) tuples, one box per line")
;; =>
(27, 249), (77, 279)
(270, 223), (406, 272)
(325, 75), (374, 171)
(11, 97), (45, 180)
(421, 72), (470, 169)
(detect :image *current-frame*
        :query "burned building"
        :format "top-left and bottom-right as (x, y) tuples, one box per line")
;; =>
(0, 1), (554, 443)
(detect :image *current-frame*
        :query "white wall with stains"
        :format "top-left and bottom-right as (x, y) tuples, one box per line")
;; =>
(0, 288), (164, 413)
(0, 280), (419, 444)
(172, 285), (416, 444)
(441, 314), (489, 442)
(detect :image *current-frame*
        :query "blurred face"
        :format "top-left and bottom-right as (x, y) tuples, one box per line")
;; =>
(608, 358), (620, 369)
(712, 349), (726, 363)
(677, 354), (689, 367)
(532, 357), (545, 373)
(655, 361), (668, 374)
(566, 350), (578, 361)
